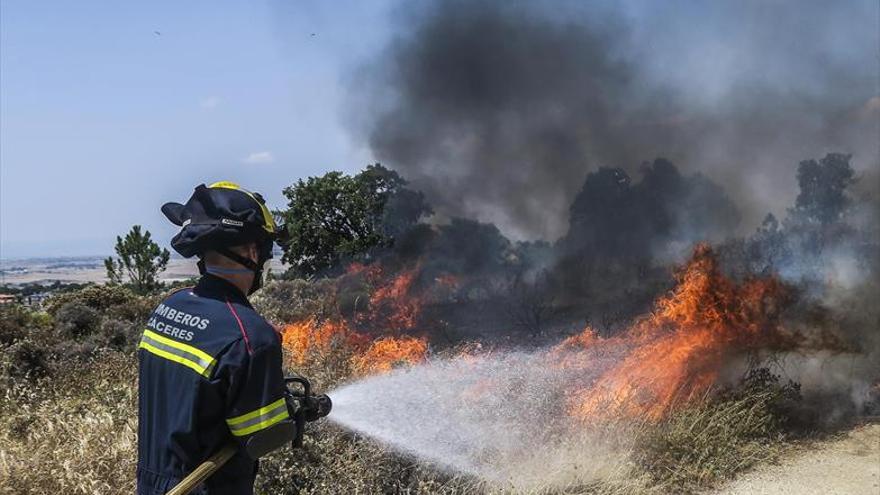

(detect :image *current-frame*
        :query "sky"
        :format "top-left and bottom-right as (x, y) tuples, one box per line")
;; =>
(1, 0), (877, 259)
(1, 0), (395, 259)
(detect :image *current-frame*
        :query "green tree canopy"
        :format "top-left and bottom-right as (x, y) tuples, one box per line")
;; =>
(278, 164), (431, 276)
(104, 225), (170, 294)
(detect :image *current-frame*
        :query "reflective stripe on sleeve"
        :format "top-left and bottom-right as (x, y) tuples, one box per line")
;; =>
(138, 329), (216, 378)
(226, 398), (289, 437)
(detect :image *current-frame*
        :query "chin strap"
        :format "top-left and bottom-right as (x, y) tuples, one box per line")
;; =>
(205, 266), (253, 275)
(215, 247), (260, 271)
(216, 247), (267, 295)
(197, 247), (269, 295)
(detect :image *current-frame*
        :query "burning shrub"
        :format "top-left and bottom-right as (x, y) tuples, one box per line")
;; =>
(561, 245), (803, 422)
(359, 263), (423, 332)
(283, 319), (364, 368)
(350, 336), (428, 375)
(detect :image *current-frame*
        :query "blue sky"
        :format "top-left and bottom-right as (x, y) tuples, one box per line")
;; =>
(2, 1), (876, 259)
(1, 0), (395, 258)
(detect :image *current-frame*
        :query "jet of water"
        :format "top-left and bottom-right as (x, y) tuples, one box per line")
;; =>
(327, 352), (631, 490)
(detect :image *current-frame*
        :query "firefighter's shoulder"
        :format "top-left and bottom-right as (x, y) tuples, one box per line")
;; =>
(219, 298), (280, 351)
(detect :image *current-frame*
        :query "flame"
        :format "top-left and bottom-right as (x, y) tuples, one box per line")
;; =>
(282, 262), (434, 376)
(561, 244), (795, 422)
(281, 318), (366, 366)
(282, 318), (426, 377)
(366, 265), (422, 331)
(351, 336), (428, 375)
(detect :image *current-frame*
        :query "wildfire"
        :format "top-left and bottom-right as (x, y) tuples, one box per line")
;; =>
(282, 262), (434, 376)
(366, 265), (422, 330)
(281, 318), (365, 366)
(286, 244), (834, 423)
(351, 336), (428, 375)
(561, 244), (794, 421)
(344, 261), (430, 332)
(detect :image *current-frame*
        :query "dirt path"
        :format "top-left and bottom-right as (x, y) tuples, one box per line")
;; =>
(716, 423), (880, 495)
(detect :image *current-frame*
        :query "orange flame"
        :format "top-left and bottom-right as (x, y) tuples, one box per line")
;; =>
(366, 265), (422, 330)
(282, 262), (433, 376)
(562, 244), (794, 422)
(351, 336), (428, 375)
(282, 319), (365, 366)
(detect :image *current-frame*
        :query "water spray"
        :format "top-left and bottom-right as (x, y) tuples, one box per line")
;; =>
(324, 352), (627, 490)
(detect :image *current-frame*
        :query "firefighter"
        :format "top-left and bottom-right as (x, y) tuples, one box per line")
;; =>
(138, 181), (297, 495)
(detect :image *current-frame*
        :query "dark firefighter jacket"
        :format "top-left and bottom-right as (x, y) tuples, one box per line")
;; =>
(137, 274), (287, 495)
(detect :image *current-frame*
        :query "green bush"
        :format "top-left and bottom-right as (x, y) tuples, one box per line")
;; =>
(1, 339), (49, 379)
(0, 304), (34, 345)
(45, 284), (140, 316)
(0, 304), (52, 346)
(45, 285), (155, 356)
(98, 318), (140, 350)
(54, 302), (101, 339)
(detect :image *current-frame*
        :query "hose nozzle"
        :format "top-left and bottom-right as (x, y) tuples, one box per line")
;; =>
(284, 375), (332, 448)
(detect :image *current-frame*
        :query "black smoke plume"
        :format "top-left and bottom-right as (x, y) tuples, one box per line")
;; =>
(353, 0), (878, 240)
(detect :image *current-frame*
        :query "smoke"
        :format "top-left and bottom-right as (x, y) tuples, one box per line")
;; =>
(333, 0), (880, 440)
(352, 0), (879, 240)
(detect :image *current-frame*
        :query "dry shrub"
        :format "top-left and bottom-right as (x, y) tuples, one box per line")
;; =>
(0, 350), (137, 495)
(255, 423), (476, 495)
(633, 368), (799, 492)
(253, 278), (338, 325)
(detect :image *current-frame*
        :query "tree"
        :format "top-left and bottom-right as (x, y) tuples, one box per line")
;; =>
(791, 153), (856, 226)
(278, 164), (431, 276)
(104, 225), (170, 294)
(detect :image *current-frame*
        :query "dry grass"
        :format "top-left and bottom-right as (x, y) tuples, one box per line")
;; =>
(0, 350), (797, 495)
(632, 369), (799, 493)
(0, 350), (137, 494)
